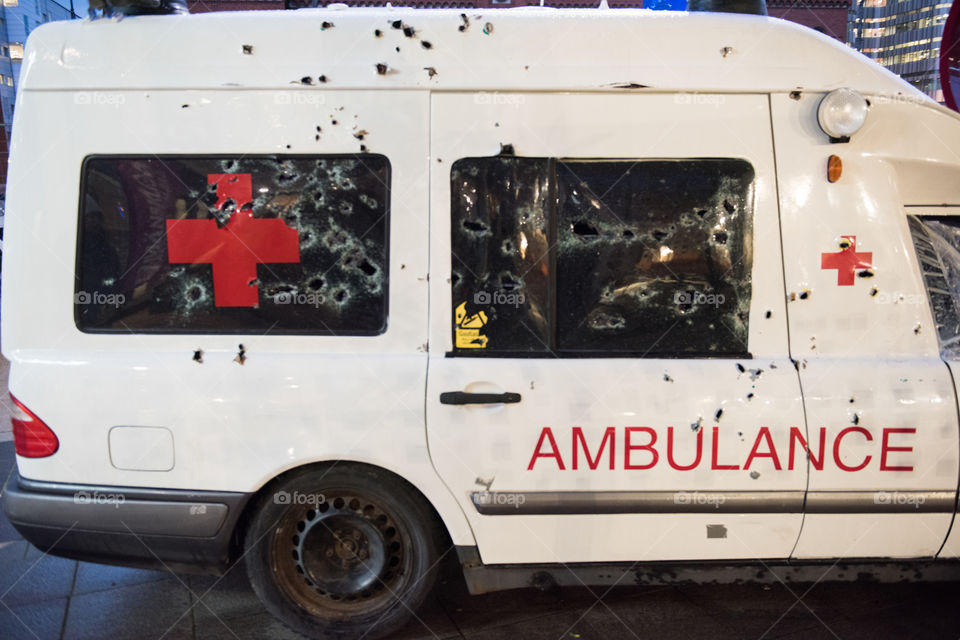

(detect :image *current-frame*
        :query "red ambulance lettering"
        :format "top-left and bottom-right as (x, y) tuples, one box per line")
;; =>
(880, 427), (916, 471)
(572, 426), (615, 470)
(832, 426), (872, 471)
(710, 426), (739, 470)
(744, 426), (783, 470)
(788, 426), (826, 470)
(527, 427), (565, 470)
(624, 427), (658, 470)
(666, 426), (703, 471)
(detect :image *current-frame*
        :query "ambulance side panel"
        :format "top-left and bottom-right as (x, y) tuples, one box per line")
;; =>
(772, 94), (960, 559)
(0, 88), (475, 547)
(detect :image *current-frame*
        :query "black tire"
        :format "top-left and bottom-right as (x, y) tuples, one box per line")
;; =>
(244, 463), (445, 640)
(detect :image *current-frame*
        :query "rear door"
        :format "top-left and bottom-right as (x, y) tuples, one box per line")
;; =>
(426, 92), (807, 565)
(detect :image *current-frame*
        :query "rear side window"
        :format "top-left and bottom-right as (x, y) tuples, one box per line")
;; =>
(907, 215), (960, 357)
(76, 155), (390, 334)
(450, 156), (755, 357)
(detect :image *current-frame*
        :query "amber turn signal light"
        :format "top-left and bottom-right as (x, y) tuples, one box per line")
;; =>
(827, 155), (842, 183)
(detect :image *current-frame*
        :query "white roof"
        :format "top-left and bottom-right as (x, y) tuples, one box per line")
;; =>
(20, 7), (924, 97)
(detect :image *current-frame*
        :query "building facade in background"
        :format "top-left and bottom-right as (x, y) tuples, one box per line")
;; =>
(848, 0), (951, 99)
(0, 0), (76, 180)
(768, 0), (851, 40)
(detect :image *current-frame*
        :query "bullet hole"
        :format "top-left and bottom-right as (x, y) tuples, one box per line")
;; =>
(622, 229), (634, 239)
(192, 349), (204, 363)
(401, 264), (406, 270)
(572, 220), (599, 237)
(316, 125), (322, 132)
(663, 373), (674, 382)
(652, 230), (668, 242)
(391, 19), (402, 29)
(403, 25), (415, 37)
(309, 277), (325, 291)
(234, 344), (247, 365)
(799, 289), (810, 300)
(315, 135), (321, 141)
(424, 66), (438, 78)
(723, 200), (735, 214)
(376, 63), (389, 75)
(696, 209), (707, 218)
(765, 310), (772, 319)
(713, 231), (728, 245)
(318, 75), (328, 83)
(849, 397), (855, 403)
(242, 44), (254, 55)
(720, 46), (734, 57)
(331, 119), (338, 125)
(914, 323), (921, 335)
(858, 269), (875, 279)
(791, 358), (799, 371)
(852, 413), (860, 425)
(736, 363), (746, 373)
(353, 130), (368, 140)
(499, 143), (515, 155)
(750, 470), (760, 479)
(334, 288), (348, 304)
(789, 90), (802, 100)
(300, 76), (313, 86)
(360, 145), (368, 153)
(483, 22), (494, 35)
(374, 28), (383, 37)
(494, 122), (500, 127)
(181, 104), (190, 109)
(463, 219), (488, 233)
(747, 393), (754, 400)
(839, 239), (850, 249)
(285, 144), (291, 150)
(870, 287), (878, 297)
(459, 13), (470, 31)
(421, 40), (433, 49)
(320, 20), (334, 29)
(749, 368), (763, 381)
(715, 408), (724, 421)
(395, 46), (400, 52)
(691, 417), (703, 432)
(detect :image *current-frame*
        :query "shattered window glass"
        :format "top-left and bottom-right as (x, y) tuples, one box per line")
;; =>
(556, 160), (754, 355)
(907, 216), (960, 358)
(450, 156), (755, 357)
(76, 155), (390, 334)
(450, 157), (552, 352)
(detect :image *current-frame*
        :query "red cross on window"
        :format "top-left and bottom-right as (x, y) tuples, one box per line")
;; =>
(166, 173), (300, 307)
(820, 235), (873, 286)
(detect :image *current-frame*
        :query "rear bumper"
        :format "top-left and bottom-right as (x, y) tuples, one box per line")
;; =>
(1, 469), (252, 574)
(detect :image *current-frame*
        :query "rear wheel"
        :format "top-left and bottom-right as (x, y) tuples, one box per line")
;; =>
(245, 464), (444, 639)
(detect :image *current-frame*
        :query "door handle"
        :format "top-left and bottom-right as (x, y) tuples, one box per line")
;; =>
(439, 391), (522, 405)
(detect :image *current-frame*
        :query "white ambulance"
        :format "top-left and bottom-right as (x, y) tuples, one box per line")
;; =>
(3, 5), (960, 639)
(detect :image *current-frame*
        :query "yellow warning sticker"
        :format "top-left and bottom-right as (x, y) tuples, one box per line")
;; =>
(455, 301), (488, 349)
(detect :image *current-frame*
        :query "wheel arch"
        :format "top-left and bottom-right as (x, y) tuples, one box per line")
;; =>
(227, 458), (475, 565)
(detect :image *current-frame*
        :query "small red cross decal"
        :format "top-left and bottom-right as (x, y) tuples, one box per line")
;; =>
(820, 235), (872, 286)
(166, 173), (300, 307)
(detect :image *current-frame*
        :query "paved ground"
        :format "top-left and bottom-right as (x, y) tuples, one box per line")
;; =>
(1, 433), (960, 640)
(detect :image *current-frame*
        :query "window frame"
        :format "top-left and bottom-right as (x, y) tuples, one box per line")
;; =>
(447, 155), (755, 359)
(74, 153), (392, 337)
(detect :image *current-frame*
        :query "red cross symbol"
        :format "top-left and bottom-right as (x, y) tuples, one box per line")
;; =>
(166, 173), (300, 307)
(820, 235), (873, 286)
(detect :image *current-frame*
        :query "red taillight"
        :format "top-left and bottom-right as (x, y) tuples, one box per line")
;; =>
(10, 393), (59, 458)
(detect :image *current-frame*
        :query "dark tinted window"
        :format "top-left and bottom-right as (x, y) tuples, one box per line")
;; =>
(450, 157), (755, 357)
(907, 215), (960, 357)
(76, 155), (389, 334)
